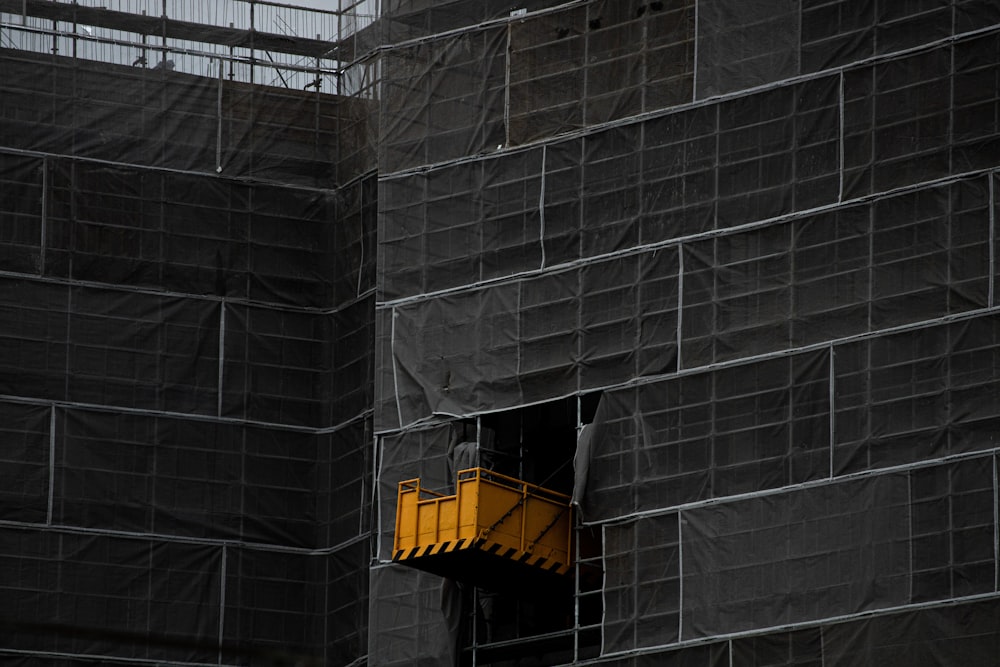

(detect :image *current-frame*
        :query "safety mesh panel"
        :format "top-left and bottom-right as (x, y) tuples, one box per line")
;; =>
(240, 426), (319, 548)
(599, 457), (997, 649)
(0, 527), (221, 663)
(223, 546), (324, 661)
(0, 151), (43, 274)
(391, 283), (520, 424)
(680, 474), (911, 640)
(246, 184), (338, 308)
(508, 5), (587, 144)
(69, 286), (220, 413)
(822, 597), (1000, 666)
(0, 50), (345, 188)
(0, 402), (50, 524)
(800, 0), (876, 74)
(368, 564), (456, 667)
(953, 32), (1000, 174)
(389, 248), (681, 426)
(695, 0), (799, 98)
(319, 418), (373, 548)
(715, 76), (841, 226)
(682, 176), (990, 368)
(957, 0), (1000, 32)
(374, 307), (399, 433)
(337, 173), (379, 304)
(44, 159), (247, 297)
(0, 278), (221, 412)
(602, 514), (681, 653)
(379, 28), (507, 173)
(585, 348), (829, 522)
(844, 37), (1000, 198)
(508, 1), (696, 145)
(639, 104), (718, 241)
(909, 456), (996, 602)
(378, 73), (839, 303)
(40, 155), (359, 308)
(833, 313), (1000, 474)
(53, 408), (319, 548)
(581, 126), (643, 256)
(326, 539), (372, 666)
(330, 296), (376, 427)
(0, 277), (68, 401)
(730, 627), (824, 667)
(222, 304), (329, 428)
(379, 148), (544, 300)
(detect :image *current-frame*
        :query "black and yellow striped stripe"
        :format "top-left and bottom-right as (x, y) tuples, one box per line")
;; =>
(393, 537), (474, 563)
(393, 537), (570, 576)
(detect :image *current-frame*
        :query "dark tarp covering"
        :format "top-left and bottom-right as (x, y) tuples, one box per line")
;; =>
(585, 597), (1000, 665)
(584, 348), (830, 522)
(0, 29), (374, 664)
(376, 0), (1000, 170)
(368, 564), (457, 667)
(0, 401), (51, 524)
(386, 251), (681, 427)
(585, 312), (1000, 523)
(0, 47), (365, 188)
(380, 168), (991, 428)
(0, 526), (223, 662)
(834, 314), (1000, 475)
(601, 456), (995, 651)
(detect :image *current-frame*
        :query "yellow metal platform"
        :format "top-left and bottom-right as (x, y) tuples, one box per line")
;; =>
(393, 468), (573, 585)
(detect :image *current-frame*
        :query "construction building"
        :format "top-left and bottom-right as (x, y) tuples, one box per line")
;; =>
(2, 0), (1000, 665)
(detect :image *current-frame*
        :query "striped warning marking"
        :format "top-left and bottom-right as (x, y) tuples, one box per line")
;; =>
(393, 537), (473, 562)
(393, 537), (570, 576)
(472, 540), (571, 576)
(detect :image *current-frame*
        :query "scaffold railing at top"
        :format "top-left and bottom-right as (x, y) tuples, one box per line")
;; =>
(0, 0), (379, 92)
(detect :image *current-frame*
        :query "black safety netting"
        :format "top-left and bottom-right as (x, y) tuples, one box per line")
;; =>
(375, 1), (1000, 178)
(378, 27), (508, 173)
(683, 175), (990, 367)
(0, 151), (43, 274)
(0, 401), (50, 525)
(379, 166), (990, 429)
(377, 37), (1000, 306)
(47, 407), (371, 550)
(583, 348), (830, 522)
(329, 296), (377, 427)
(599, 455), (996, 652)
(319, 418), (374, 549)
(0, 276), (221, 414)
(368, 564), (457, 667)
(222, 303), (329, 428)
(0, 534), (369, 665)
(0, 403), (372, 662)
(0, 47), (366, 188)
(0, 279), (375, 430)
(378, 147), (545, 300)
(585, 310), (1000, 523)
(582, 596), (1000, 666)
(0, 526), (223, 663)
(844, 33), (1000, 198)
(27, 153), (368, 308)
(833, 313), (1000, 475)
(382, 249), (682, 428)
